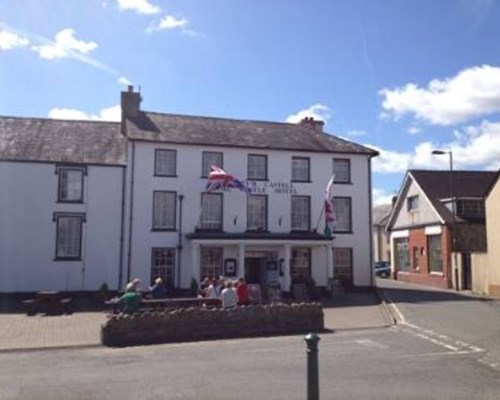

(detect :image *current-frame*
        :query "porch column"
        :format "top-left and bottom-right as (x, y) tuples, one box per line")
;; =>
(326, 243), (333, 282)
(238, 243), (245, 279)
(191, 243), (200, 283)
(283, 244), (291, 292)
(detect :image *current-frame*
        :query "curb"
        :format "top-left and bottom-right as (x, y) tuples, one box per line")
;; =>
(0, 343), (102, 354)
(375, 287), (399, 325)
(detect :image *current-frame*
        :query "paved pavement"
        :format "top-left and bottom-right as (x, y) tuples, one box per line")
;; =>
(0, 291), (393, 352)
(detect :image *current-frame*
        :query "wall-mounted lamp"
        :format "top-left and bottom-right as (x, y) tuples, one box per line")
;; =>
(233, 215), (238, 225)
(278, 216), (283, 226)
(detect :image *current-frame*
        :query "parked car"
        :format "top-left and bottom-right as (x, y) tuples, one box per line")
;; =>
(374, 261), (391, 278)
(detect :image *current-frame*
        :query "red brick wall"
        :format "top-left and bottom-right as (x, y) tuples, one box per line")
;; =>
(395, 226), (452, 289)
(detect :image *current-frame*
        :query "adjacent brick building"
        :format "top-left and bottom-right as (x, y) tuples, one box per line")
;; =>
(386, 170), (497, 290)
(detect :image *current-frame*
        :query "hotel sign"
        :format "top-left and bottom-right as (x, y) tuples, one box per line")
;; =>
(248, 181), (297, 195)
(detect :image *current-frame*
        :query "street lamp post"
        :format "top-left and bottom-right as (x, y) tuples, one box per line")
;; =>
(431, 150), (458, 290)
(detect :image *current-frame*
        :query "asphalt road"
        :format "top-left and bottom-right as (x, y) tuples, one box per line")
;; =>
(1, 325), (500, 400)
(378, 278), (500, 372)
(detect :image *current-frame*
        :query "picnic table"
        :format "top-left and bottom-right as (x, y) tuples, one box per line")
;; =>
(22, 291), (73, 316)
(105, 296), (221, 315)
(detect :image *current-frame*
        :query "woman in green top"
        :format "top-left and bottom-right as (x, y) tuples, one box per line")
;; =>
(119, 283), (141, 314)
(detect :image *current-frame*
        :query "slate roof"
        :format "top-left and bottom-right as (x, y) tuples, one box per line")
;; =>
(373, 204), (392, 226)
(125, 111), (378, 155)
(410, 169), (497, 223)
(0, 116), (126, 165)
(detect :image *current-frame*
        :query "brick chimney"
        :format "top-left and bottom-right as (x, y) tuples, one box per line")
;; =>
(121, 85), (142, 118)
(299, 116), (325, 132)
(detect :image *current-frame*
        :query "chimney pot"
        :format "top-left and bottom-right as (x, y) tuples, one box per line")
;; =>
(121, 86), (142, 118)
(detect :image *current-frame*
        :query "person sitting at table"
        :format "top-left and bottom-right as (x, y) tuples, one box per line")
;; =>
(220, 280), (238, 308)
(150, 277), (167, 299)
(236, 277), (250, 306)
(118, 283), (142, 314)
(206, 278), (219, 299)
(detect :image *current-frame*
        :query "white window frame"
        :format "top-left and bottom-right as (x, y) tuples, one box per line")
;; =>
(291, 247), (311, 282)
(154, 149), (177, 177)
(428, 234), (443, 273)
(333, 247), (353, 285)
(333, 158), (351, 183)
(202, 151), (223, 177)
(247, 195), (267, 231)
(291, 157), (310, 182)
(247, 154), (267, 181)
(333, 197), (352, 232)
(200, 247), (223, 279)
(57, 166), (85, 203)
(153, 191), (177, 230)
(200, 193), (223, 230)
(407, 195), (419, 212)
(151, 247), (175, 286)
(54, 213), (85, 260)
(291, 196), (310, 231)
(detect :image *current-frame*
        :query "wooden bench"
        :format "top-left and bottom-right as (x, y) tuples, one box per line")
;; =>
(22, 292), (73, 316)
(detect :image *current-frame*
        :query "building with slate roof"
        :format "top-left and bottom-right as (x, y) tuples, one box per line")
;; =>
(0, 117), (126, 292)
(386, 169), (497, 290)
(0, 86), (378, 294)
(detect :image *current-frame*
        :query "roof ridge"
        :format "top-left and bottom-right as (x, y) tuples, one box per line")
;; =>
(0, 115), (120, 125)
(141, 109), (316, 129)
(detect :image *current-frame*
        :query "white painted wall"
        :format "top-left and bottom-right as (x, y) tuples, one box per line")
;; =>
(127, 142), (374, 288)
(392, 179), (442, 229)
(0, 161), (124, 292)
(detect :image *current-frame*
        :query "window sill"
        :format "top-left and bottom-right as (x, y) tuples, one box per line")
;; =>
(57, 200), (84, 204)
(429, 271), (444, 277)
(334, 230), (353, 234)
(154, 174), (177, 178)
(151, 228), (177, 232)
(54, 257), (82, 262)
(333, 181), (352, 185)
(291, 180), (312, 183)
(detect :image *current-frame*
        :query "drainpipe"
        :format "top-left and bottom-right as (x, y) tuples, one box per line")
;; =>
(177, 194), (184, 289)
(368, 155), (375, 288)
(126, 141), (136, 284)
(118, 166), (126, 290)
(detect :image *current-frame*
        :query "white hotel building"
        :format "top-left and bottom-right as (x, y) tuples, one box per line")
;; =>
(0, 87), (377, 294)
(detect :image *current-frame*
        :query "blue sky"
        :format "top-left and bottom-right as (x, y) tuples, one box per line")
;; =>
(1, 0), (499, 205)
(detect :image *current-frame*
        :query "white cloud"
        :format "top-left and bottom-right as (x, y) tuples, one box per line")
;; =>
(146, 15), (188, 33)
(48, 105), (121, 122)
(118, 76), (132, 86)
(32, 29), (97, 59)
(372, 188), (394, 206)
(380, 65), (500, 125)
(286, 104), (331, 124)
(370, 119), (500, 174)
(369, 145), (412, 173)
(448, 120), (500, 169)
(407, 126), (421, 135)
(0, 28), (29, 50)
(117, 0), (160, 14)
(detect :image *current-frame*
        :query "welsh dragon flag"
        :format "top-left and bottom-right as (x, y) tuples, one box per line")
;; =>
(324, 175), (336, 237)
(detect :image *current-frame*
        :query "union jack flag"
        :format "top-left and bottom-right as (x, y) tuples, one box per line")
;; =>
(205, 166), (251, 193)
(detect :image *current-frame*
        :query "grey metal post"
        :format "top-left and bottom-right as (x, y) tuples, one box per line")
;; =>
(305, 333), (320, 400)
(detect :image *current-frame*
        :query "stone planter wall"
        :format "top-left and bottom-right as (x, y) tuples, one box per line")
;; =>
(101, 302), (324, 347)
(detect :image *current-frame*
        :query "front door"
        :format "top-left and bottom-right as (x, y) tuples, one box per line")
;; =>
(244, 257), (266, 284)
